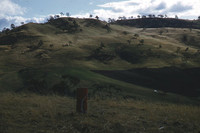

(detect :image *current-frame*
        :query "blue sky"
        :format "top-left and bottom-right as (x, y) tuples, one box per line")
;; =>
(0, 0), (200, 30)
(11, 0), (101, 17)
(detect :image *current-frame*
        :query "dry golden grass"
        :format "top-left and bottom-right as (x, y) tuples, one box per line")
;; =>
(0, 93), (199, 133)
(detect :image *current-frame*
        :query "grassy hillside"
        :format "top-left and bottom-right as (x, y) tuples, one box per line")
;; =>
(0, 17), (200, 100)
(0, 17), (200, 132)
(0, 18), (200, 94)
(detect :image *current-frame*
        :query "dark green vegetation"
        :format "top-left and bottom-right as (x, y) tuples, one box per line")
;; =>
(0, 17), (200, 133)
(94, 67), (200, 97)
(115, 18), (200, 29)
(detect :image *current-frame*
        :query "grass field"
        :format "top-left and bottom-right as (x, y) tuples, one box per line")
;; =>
(0, 93), (200, 133)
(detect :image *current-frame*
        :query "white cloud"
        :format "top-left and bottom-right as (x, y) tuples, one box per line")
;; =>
(72, 13), (91, 18)
(0, 0), (26, 17)
(0, 0), (47, 30)
(1, 0), (200, 30)
(93, 0), (200, 20)
(0, 15), (47, 30)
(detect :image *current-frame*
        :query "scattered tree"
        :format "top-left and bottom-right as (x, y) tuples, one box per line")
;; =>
(122, 16), (126, 20)
(66, 12), (70, 17)
(104, 24), (111, 32)
(159, 30), (163, 35)
(108, 18), (115, 23)
(49, 44), (54, 48)
(73, 20), (79, 29)
(122, 31), (128, 35)
(148, 14), (153, 18)
(158, 14), (164, 18)
(142, 15), (146, 18)
(189, 28), (192, 32)
(10, 24), (15, 29)
(100, 42), (105, 48)
(140, 39), (144, 45)
(38, 40), (43, 47)
(21, 22), (24, 25)
(54, 15), (60, 19)
(48, 15), (54, 22)
(118, 16), (122, 20)
(2, 27), (10, 33)
(175, 15), (178, 19)
(198, 16), (200, 20)
(182, 34), (188, 43)
(137, 15), (140, 19)
(60, 12), (64, 16)
(95, 16), (99, 20)
(134, 34), (139, 37)
(185, 47), (189, 52)
(89, 14), (93, 18)
(176, 47), (181, 54)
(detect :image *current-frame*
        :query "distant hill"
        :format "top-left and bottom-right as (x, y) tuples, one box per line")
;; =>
(114, 18), (200, 29)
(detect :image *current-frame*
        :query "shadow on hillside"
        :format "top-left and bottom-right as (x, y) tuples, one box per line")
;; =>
(115, 18), (200, 29)
(93, 67), (200, 97)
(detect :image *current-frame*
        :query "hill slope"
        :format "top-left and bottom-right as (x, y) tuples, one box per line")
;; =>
(0, 17), (200, 103)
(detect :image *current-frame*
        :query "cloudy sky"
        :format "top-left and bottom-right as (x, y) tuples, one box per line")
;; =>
(0, 0), (200, 30)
